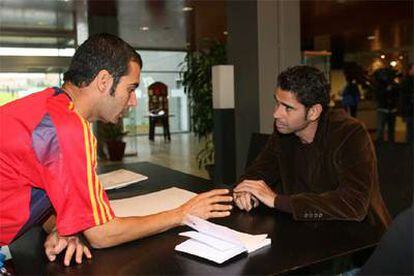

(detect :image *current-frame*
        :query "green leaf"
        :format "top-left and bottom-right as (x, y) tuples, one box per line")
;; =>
(180, 40), (227, 166)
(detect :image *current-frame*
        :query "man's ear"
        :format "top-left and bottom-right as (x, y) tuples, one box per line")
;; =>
(95, 70), (113, 95)
(306, 104), (323, 121)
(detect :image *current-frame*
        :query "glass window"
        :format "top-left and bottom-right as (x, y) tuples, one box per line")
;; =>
(0, 49), (190, 150)
(123, 50), (189, 136)
(0, 73), (62, 105)
(0, 47), (75, 57)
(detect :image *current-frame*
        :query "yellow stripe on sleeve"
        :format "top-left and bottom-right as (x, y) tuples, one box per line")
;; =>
(86, 123), (108, 224)
(96, 175), (113, 221)
(77, 115), (100, 225)
(91, 134), (113, 220)
(94, 175), (108, 223)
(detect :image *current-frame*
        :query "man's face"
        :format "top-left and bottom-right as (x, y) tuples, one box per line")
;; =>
(273, 88), (310, 134)
(99, 61), (140, 123)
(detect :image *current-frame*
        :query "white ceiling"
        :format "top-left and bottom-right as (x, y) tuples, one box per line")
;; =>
(0, 0), (76, 47)
(118, 0), (189, 50)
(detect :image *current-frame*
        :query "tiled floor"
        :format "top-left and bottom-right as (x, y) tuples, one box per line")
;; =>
(102, 133), (209, 179)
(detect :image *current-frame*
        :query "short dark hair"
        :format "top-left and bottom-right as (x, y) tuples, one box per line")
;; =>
(64, 33), (142, 95)
(277, 65), (330, 111)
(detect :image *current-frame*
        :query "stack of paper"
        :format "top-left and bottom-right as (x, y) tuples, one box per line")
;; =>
(99, 169), (148, 190)
(175, 215), (271, 264)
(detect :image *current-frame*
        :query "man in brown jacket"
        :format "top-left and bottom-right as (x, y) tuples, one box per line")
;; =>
(234, 65), (391, 228)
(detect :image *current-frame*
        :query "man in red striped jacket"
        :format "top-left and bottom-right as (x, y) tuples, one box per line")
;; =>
(0, 33), (232, 266)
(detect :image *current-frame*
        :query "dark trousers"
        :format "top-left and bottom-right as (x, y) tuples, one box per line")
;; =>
(376, 111), (396, 142)
(344, 105), (358, 118)
(404, 116), (413, 143)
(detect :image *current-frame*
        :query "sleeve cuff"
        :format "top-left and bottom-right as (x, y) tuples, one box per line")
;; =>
(274, 195), (292, 213)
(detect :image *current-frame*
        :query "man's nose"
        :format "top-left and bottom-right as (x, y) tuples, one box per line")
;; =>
(273, 105), (281, 119)
(128, 91), (137, 107)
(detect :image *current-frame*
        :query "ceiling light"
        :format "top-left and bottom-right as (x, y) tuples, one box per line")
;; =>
(399, 55), (404, 60)
(140, 26), (149, 31)
(223, 31), (228, 36)
(380, 54), (385, 59)
(390, 61), (397, 67)
(367, 35), (375, 40)
(182, 6), (193, 12)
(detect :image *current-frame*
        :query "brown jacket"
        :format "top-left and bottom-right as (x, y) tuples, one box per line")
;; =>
(241, 109), (391, 228)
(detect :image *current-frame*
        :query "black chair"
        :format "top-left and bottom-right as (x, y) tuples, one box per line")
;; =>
(9, 226), (47, 274)
(148, 82), (171, 141)
(375, 142), (414, 218)
(245, 133), (271, 169)
(149, 113), (170, 141)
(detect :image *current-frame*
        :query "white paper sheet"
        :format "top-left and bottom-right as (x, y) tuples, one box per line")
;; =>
(99, 169), (148, 190)
(176, 215), (271, 264)
(110, 187), (197, 217)
(232, 230), (270, 253)
(179, 231), (239, 251)
(175, 239), (246, 264)
(184, 215), (242, 245)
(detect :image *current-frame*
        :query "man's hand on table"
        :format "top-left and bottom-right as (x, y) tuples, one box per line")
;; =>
(234, 180), (277, 209)
(233, 191), (259, 211)
(178, 189), (233, 224)
(44, 230), (92, 266)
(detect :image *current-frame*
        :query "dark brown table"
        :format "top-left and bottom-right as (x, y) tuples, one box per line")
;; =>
(9, 162), (385, 275)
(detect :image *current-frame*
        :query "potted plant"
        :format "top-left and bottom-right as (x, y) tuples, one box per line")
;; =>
(181, 40), (227, 177)
(196, 138), (214, 178)
(98, 121), (128, 161)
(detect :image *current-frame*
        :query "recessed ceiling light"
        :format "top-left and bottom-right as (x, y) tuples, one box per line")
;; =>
(182, 6), (193, 12)
(223, 31), (228, 36)
(399, 55), (404, 60)
(140, 26), (149, 31)
(390, 61), (397, 67)
(367, 35), (375, 40)
(380, 54), (385, 59)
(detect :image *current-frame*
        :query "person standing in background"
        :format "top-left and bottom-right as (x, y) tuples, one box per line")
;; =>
(399, 63), (414, 143)
(341, 75), (361, 118)
(374, 68), (399, 143)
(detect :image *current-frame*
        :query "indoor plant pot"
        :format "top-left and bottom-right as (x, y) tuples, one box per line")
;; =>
(106, 140), (126, 161)
(98, 121), (128, 161)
